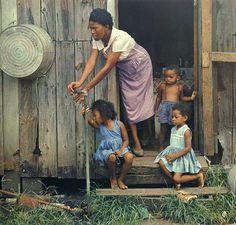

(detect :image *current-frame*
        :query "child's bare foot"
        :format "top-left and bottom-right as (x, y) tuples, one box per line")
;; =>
(117, 178), (128, 190)
(197, 172), (204, 188)
(110, 178), (118, 189)
(175, 184), (181, 190)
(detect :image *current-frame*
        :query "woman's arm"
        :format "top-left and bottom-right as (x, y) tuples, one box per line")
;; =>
(166, 129), (192, 162)
(115, 121), (129, 155)
(83, 52), (121, 92)
(67, 49), (99, 92)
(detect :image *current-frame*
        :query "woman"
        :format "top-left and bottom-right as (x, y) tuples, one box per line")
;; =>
(68, 8), (154, 157)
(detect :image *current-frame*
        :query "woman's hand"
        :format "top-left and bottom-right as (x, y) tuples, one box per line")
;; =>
(115, 149), (122, 156)
(67, 81), (82, 94)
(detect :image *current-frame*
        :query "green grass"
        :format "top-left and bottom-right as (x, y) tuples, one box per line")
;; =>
(0, 165), (234, 225)
(86, 193), (150, 225)
(0, 204), (80, 225)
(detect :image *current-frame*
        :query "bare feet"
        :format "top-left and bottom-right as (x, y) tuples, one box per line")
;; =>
(197, 172), (204, 188)
(117, 178), (128, 190)
(110, 178), (118, 189)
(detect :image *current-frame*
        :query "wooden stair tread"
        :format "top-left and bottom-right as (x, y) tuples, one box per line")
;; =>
(96, 186), (229, 197)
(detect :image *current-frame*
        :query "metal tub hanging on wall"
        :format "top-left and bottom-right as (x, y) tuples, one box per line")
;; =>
(0, 24), (54, 79)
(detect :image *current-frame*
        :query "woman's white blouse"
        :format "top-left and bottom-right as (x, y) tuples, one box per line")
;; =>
(92, 27), (135, 61)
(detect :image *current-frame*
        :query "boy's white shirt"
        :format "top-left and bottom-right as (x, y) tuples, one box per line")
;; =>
(92, 27), (135, 61)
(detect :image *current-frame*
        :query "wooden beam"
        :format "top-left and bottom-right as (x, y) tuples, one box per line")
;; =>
(96, 187), (229, 197)
(212, 52), (236, 62)
(201, 0), (215, 155)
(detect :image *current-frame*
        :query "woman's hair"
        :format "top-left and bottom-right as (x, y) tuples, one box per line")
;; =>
(89, 8), (113, 29)
(91, 99), (117, 120)
(172, 102), (191, 118)
(165, 64), (181, 76)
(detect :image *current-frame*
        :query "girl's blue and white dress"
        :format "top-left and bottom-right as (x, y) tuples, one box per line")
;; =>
(154, 124), (201, 174)
(95, 119), (130, 163)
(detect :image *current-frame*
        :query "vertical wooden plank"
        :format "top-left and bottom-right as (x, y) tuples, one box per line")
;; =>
(0, 0), (3, 175)
(56, 42), (76, 178)
(18, 0), (41, 177)
(17, 0), (41, 26)
(74, 0), (92, 41)
(93, 0), (106, 9)
(38, 62), (57, 177)
(37, 0), (57, 177)
(55, 0), (74, 41)
(1, 0), (19, 173)
(217, 63), (233, 165)
(201, 0), (215, 155)
(41, 0), (56, 40)
(75, 41), (95, 178)
(233, 64), (236, 165)
(193, 0), (199, 151)
(107, 0), (119, 113)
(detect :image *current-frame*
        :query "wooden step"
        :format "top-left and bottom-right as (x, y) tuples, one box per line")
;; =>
(96, 186), (228, 197)
(95, 151), (209, 185)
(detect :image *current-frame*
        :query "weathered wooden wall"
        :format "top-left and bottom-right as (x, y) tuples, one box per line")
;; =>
(0, 0), (118, 179)
(212, 0), (236, 164)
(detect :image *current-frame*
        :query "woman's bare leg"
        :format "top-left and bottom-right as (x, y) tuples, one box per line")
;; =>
(117, 152), (134, 189)
(130, 123), (142, 151)
(107, 154), (118, 189)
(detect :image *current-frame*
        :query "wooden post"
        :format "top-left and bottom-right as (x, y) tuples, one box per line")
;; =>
(201, 0), (215, 155)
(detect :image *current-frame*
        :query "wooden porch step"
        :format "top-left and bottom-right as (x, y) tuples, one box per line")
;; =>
(95, 151), (209, 185)
(96, 186), (229, 197)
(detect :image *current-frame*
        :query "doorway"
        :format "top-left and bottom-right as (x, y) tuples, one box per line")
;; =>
(118, 0), (195, 150)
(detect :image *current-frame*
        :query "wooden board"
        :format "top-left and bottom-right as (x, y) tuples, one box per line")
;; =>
(233, 64), (236, 165)
(74, 0), (92, 41)
(38, 62), (57, 177)
(95, 151), (208, 185)
(1, 0), (19, 172)
(55, 0), (74, 41)
(96, 186), (229, 197)
(41, 0), (56, 40)
(0, 70), (3, 175)
(17, 0), (40, 26)
(18, 0), (41, 177)
(201, 0), (215, 156)
(56, 42), (76, 178)
(75, 41), (95, 178)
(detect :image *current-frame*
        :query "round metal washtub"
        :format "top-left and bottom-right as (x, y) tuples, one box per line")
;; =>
(0, 24), (54, 79)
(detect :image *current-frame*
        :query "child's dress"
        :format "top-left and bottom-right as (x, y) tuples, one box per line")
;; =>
(95, 119), (130, 163)
(154, 124), (201, 173)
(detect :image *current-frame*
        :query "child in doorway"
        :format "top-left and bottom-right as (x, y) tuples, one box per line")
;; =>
(154, 65), (197, 151)
(86, 99), (133, 190)
(154, 102), (204, 189)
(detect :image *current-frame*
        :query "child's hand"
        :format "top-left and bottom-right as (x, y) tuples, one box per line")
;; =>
(165, 153), (177, 162)
(81, 105), (90, 115)
(190, 91), (197, 100)
(115, 149), (122, 156)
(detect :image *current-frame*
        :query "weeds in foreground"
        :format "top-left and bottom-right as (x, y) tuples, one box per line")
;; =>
(160, 191), (236, 225)
(205, 164), (228, 187)
(0, 205), (79, 225)
(86, 192), (150, 225)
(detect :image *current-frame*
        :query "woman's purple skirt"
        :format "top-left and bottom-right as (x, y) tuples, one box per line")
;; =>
(117, 43), (154, 124)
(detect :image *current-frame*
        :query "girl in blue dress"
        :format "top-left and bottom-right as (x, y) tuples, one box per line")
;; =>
(154, 102), (204, 189)
(88, 100), (133, 189)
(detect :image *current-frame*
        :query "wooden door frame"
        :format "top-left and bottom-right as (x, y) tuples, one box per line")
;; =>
(201, 0), (236, 155)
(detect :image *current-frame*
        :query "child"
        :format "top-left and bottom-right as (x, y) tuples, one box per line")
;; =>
(154, 65), (197, 151)
(87, 99), (133, 190)
(154, 102), (204, 188)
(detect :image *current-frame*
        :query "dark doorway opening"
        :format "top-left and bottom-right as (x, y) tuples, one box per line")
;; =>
(118, 0), (195, 150)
